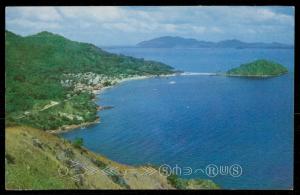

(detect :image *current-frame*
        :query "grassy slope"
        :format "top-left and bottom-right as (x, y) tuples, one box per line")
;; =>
(5, 126), (219, 190)
(226, 59), (288, 76)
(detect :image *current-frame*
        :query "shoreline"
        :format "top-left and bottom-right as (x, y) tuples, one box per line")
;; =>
(95, 75), (155, 94)
(97, 73), (179, 93)
(47, 118), (100, 134)
(47, 71), (286, 134)
(47, 73), (177, 134)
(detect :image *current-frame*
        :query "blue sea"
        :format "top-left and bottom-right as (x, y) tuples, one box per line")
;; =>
(61, 48), (294, 189)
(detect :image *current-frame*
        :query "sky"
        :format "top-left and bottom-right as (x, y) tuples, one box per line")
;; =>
(5, 6), (295, 46)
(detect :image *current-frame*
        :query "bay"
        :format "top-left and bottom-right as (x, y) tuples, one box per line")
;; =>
(61, 47), (294, 189)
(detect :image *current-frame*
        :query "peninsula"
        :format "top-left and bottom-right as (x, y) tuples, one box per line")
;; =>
(5, 30), (176, 131)
(5, 30), (218, 190)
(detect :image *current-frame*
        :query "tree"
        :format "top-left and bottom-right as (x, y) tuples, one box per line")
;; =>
(72, 137), (84, 148)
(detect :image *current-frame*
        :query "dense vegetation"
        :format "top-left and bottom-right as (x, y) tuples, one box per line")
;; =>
(226, 59), (288, 76)
(5, 30), (175, 130)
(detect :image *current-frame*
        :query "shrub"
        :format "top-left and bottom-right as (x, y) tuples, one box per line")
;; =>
(167, 174), (188, 189)
(110, 174), (130, 189)
(72, 137), (84, 148)
(91, 158), (107, 169)
(5, 153), (16, 164)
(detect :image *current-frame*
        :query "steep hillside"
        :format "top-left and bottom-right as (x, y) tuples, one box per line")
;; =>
(5, 126), (219, 190)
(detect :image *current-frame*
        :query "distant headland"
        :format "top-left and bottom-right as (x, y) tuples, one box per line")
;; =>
(136, 36), (293, 49)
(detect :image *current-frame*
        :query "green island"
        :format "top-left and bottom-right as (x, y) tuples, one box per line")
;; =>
(5, 30), (218, 189)
(226, 59), (288, 77)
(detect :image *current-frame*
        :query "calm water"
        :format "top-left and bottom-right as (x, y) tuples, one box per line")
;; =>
(61, 48), (294, 189)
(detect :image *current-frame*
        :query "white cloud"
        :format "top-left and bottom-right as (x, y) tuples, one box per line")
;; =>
(58, 6), (123, 22)
(7, 18), (61, 30)
(7, 7), (61, 22)
(164, 23), (178, 32)
(5, 6), (294, 45)
(249, 7), (293, 24)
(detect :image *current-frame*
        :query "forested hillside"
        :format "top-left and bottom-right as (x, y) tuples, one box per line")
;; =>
(5, 30), (175, 130)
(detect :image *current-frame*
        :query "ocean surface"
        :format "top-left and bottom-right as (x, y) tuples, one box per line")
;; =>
(61, 47), (294, 189)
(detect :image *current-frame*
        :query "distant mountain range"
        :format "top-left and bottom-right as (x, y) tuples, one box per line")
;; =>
(136, 36), (293, 49)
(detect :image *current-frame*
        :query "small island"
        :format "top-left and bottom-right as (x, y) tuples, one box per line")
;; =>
(226, 59), (288, 77)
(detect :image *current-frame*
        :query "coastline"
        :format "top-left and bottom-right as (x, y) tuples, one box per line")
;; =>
(47, 70), (287, 134)
(47, 73), (176, 134)
(98, 73), (178, 91)
(41, 72), (220, 189)
(47, 118), (100, 134)
(46, 70), (287, 134)
(95, 75), (155, 94)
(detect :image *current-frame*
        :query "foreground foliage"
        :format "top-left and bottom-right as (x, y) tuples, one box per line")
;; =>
(6, 126), (218, 189)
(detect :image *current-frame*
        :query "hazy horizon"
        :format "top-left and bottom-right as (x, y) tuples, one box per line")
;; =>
(5, 29), (295, 47)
